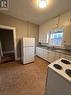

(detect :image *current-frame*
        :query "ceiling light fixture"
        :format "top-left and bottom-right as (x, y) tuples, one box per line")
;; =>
(38, 0), (47, 8)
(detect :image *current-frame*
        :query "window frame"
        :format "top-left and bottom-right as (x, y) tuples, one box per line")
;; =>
(48, 29), (64, 47)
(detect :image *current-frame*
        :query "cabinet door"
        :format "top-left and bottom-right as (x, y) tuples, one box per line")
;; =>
(39, 48), (44, 58)
(43, 31), (49, 43)
(36, 47), (39, 56)
(36, 47), (44, 58)
(63, 24), (71, 45)
(39, 17), (58, 43)
(36, 47), (41, 57)
(66, 55), (71, 61)
(39, 30), (43, 42)
(39, 28), (49, 43)
(36, 47), (49, 61)
(48, 51), (56, 63)
(39, 24), (47, 43)
(43, 49), (49, 61)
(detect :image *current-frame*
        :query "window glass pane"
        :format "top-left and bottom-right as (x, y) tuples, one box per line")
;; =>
(49, 30), (63, 46)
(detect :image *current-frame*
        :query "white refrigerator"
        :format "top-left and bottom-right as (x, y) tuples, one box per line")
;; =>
(21, 37), (35, 64)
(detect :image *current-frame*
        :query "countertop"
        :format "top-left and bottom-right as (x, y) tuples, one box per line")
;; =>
(37, 45), (71, 56)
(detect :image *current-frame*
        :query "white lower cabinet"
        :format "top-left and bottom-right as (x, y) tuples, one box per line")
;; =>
(36, 47), (40, 57)
(36, 47), (48, 61)
(36, 47), (55, 62)
(43, 49), (49, 61)
(36, 47), (71, 62)
(48, 51), (56, 63)
(36, 47), (43, 58)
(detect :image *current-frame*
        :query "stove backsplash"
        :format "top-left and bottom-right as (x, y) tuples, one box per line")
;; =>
(64, 45), (71, 50)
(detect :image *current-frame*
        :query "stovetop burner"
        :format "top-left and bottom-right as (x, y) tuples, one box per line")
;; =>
(53, 64), (62, 70)
(61, 59), (71, 64)
(65, 69), (71, 77)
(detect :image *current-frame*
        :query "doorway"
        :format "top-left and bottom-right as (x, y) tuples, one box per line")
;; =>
(0, 25), (17, 63)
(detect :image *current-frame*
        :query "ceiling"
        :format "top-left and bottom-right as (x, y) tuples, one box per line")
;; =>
(1, 0), (71, 25)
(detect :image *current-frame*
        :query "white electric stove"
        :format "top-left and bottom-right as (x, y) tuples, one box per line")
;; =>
(45, 58), (71, 95)
(49, 58), (71, 82)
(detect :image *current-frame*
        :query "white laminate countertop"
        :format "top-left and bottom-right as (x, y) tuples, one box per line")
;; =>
(37, 46), (71, 56)
(48, 58), (71, 82)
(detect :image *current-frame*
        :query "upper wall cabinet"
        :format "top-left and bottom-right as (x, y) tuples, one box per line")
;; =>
(39, 17), (59, 43)
(39, 27), (48, 43)
(63, 24), (71, 45)
(59, 11), (71, 28)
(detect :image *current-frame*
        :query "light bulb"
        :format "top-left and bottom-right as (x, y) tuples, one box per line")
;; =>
(38, 0), (47, 8)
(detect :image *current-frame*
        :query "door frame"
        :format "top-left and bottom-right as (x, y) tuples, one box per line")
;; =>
(0, 25), (17, 61)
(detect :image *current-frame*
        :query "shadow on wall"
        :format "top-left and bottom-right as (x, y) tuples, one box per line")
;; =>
(16, 39), (21, 59)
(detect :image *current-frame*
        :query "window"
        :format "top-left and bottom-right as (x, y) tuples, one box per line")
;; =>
(49, 29), (64, 46)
